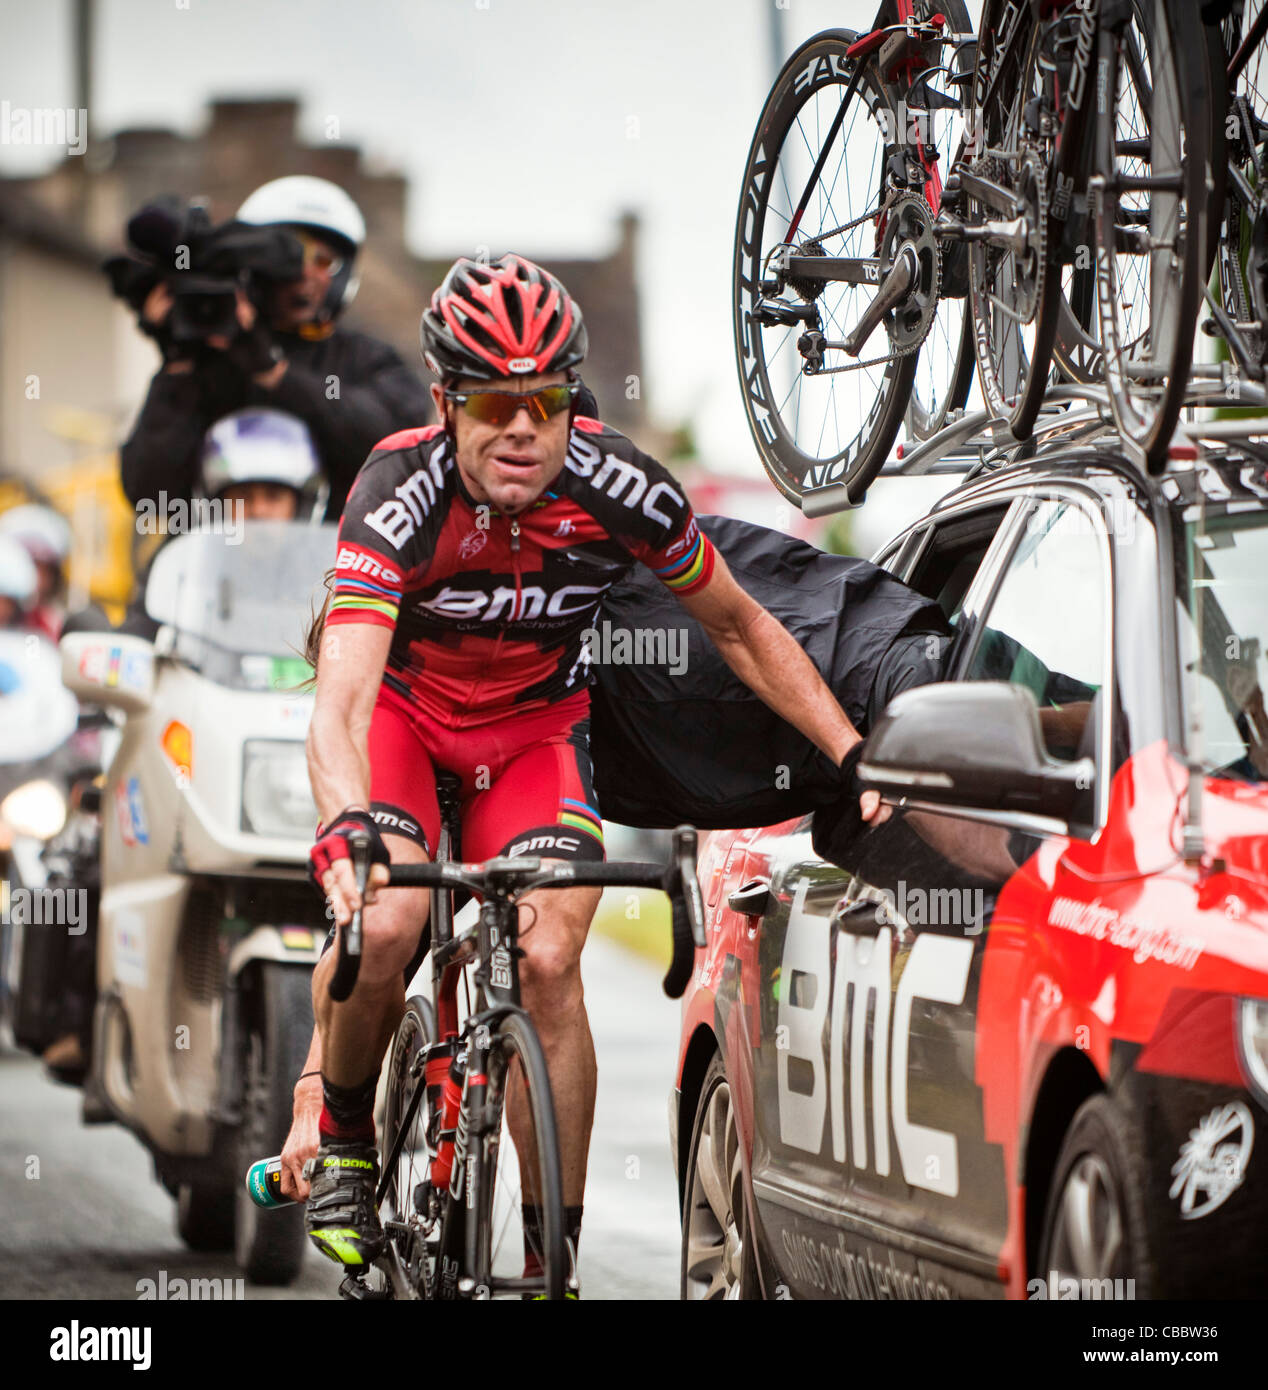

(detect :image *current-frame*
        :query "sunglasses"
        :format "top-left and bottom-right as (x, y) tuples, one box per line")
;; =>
(444, 382), (579, 426)
(294, 230), (344, 275)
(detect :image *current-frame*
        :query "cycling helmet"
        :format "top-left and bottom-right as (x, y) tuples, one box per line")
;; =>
(237, 176), (365, 316)
(0, 536), (37, 608)
(0, 504), (71, 567)
(200, 409), (321, 502)
(420, 254), (587, 382)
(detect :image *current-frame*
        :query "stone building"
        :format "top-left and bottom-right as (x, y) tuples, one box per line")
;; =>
(1, 96), (649, 467)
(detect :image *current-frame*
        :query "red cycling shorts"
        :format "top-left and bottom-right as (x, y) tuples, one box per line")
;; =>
(365, 683), (605, 864)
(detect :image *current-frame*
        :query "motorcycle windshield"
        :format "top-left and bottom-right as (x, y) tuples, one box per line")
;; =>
(145, 522), (336, 688)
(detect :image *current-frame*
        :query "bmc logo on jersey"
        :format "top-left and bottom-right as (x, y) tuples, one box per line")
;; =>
(418, 581), (605, 623)
(506, 356), (537, 373)
(336, 546), (402, 585)
(505, 832), (582, 858)
(565, 436), (680, 528)
(663, 516), (698, 560)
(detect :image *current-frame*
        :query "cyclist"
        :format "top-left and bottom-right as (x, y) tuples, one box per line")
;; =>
(299, 253), (883, 1276)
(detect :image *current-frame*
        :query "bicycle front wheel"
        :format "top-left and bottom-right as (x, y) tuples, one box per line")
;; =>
(472, 1009), (566, 1299)
(733, 29), (919, 505)
(376, 995), (437, 1298)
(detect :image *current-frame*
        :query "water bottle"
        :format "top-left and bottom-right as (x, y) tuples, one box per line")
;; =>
(429, 1051), (466, 1191)
(244, 1155), (295, 1209)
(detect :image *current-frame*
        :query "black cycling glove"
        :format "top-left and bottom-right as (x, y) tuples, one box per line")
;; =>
(309, 809), (390, 893)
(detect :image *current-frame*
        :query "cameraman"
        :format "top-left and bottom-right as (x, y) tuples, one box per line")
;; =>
(119, 176), (432, 519)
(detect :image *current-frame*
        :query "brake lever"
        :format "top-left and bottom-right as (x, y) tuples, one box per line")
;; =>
(671, 824), (706, 948)
(329, 827), (372, 1002)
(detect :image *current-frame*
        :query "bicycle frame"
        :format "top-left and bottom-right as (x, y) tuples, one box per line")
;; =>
(337, 793), (703, 1300)
(370, 781), (535, 1299)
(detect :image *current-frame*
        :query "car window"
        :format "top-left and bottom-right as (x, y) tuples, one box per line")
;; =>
(963, 498), (1107, 764)
(906, 503), (1012, 625)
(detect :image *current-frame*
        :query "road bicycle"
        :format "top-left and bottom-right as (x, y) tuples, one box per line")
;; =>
(322, 772), (705, 1301)
(733, 0), (1214, 506)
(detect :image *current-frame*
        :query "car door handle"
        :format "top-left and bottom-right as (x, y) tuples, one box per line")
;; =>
(833, 901), (885, 938)
(727, 878), (770, 917)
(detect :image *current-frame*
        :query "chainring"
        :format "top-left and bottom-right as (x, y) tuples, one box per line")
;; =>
(879, 192), (942, 353)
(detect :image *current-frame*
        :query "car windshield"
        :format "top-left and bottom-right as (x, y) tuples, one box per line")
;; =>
(145, 522), (335, 681)
(1179, 506), (1268, 783)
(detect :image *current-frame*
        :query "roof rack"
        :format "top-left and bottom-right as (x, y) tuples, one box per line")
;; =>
(799, 377), (1268, 517)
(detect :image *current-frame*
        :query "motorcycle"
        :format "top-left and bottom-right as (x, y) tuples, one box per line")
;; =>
(42, 520), (335, 1285)
(0, 632), (84, 1046)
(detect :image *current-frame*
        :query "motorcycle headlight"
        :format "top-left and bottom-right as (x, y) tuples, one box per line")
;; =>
(1236, 998), (1268, 1107)
(0, 779), (68, 841)
(240, 740), (317, 840)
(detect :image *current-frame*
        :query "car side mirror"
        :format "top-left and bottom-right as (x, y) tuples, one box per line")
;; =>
(859, 680), (1095, 836)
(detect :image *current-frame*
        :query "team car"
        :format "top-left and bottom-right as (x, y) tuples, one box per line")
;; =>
(670, 423), (1268, 1300)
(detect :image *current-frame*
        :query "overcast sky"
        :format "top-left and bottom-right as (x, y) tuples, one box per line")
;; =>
(0, 0), (982, 545)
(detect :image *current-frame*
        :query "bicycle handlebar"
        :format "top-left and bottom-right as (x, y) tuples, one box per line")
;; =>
(326, 824), (706, 1003)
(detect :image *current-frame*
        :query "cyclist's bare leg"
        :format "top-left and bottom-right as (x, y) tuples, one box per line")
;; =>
(313, 832), (431, 1091)
(504, 878), (603, 1207)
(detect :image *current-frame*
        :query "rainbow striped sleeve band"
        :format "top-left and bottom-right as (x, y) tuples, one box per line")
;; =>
(558, 797), (604, 846)
(328, 578), (400, 629)
(653, 529), (716, 596)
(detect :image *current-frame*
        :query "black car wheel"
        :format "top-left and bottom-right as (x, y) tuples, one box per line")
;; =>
(1037, 1093), (1156, 1299)
(681, 1053), (757, 1300)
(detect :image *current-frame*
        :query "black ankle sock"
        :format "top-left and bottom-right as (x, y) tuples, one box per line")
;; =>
(319, 1073), (378, 1143)
(521, 1203), (583, 1275)
(565, 1204), (583, 1254)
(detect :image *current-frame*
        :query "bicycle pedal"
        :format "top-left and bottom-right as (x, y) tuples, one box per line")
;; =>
(337, 1273), (388, 1301)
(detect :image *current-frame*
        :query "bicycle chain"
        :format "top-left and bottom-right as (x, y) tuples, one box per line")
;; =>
(801, 192), (942, 375)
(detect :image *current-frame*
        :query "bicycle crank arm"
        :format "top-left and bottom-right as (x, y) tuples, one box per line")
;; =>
(943, 168), (1023, 219)
(938, 214), (1028, 255)
(843, 245), (917, 356)
(784, 254), (884, 286)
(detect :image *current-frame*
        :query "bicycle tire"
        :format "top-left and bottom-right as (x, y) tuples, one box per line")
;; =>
(1095, 0), (1216, 471)
(1053, 0), (1161, 386)
(377, 994), (437, 1298)
(968, 0), (1083, 441)
(902, 0), (979, 442)
(472, 1008), (566, 1299)
(733, 28), (918, 505)
(1217, 0), (1267, 370)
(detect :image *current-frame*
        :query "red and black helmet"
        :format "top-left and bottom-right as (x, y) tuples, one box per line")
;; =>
(420, 253), (587, 382)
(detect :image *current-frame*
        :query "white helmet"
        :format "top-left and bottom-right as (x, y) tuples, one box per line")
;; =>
(237, 176), (365, 316)
(0, 504), (70, 567)
(200, 409), (322, 503)
(0, 535), (37, 607)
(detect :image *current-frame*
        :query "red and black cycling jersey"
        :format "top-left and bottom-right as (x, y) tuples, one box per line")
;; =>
(326, 417), (716, 726)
